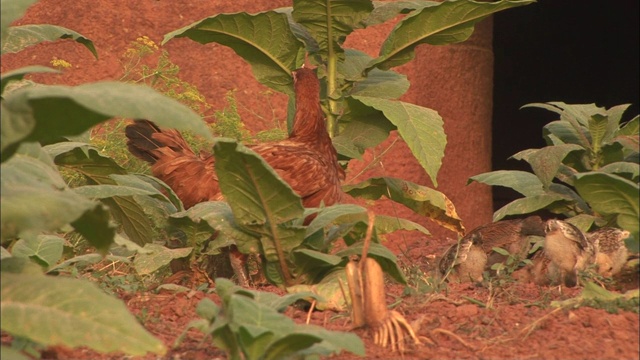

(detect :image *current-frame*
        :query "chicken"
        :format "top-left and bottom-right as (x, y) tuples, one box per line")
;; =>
(588, 227), (630, 277)
(542, 219), (598, 287)
(125, 67), (344, 210)
(438, 216), (545, 282)
(125, 67), (345, 284)
(439, 233), (486, 283)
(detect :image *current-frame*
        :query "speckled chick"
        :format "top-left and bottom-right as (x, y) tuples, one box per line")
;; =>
(543, 219), (597, 287)
(588, 227), (630, 277)
(439, 233), (487, 283)
(525, 249), (564, 286)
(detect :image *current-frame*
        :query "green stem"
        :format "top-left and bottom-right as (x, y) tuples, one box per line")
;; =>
(325, 0), (338, 138)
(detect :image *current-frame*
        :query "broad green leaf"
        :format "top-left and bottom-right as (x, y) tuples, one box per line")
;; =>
(334, 97), (396, 158)
(307, 204), (430, 237)
(69, 204), (117, 253)
(130, 173), (184, 211)
(618, 115), (639, 137)
(511, 144), (585, 189)
(292, 0), (373, 61)
(542, 120), (587, 147)
(599, 162), (639, 182)
(109, 174), (180, 231)
(293, 248), (343, 267)
(169, 201), (260, 255)
(0, 154), (114, 250)
(0, 272), (166, 355)
(552, 281), (640, 312)
(525, 102), (605, 149)
(369, 0), (533, 70)
(133, 244), (193, 276)
(247, 288), (318, 312)
(287, 269), (348, 311)
(546, 183), (592, 215)
(11, 234), (65, 268)
(0, 0), (38, 44)
(239, 326), (276, 360)
(213, 139), (304, 223)
(565, 214), (601, 232)
(0, 257), (43, 275)
(344, 176), (463, 235)
(364, 1), (437, 26)
(574, 172), (639, 239)
(291, 248), (344, 283)
(493, 193), (571, 221)
(264, 333), (323, 360)
(305, 204), (367, 237)
(469, 170), (546, 197)
(0, 65), (59, 94)
(2, 24), (97, 57)
(370, 214), (430, 235)
(524, 102), (605, 127)
(340, 49), (410, 99)
(2, 82), (209, 161)
(73, 184), (157, 198)
(604, 104), (632, 141)
(213, 139), (306, 263)
(47, 143), (156, 246)
(351, 96), (445, 186)
(163, 12), (305, 96)
(229, 293), (297, 333)
(293, 325), (365, 357)
(48, 253), (104, 273)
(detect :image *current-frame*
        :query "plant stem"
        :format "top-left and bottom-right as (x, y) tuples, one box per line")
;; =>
(325, 0), (338, 138)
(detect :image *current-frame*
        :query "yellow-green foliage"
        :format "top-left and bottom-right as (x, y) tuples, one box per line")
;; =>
(120, 36), (212, 118)
(211, 90), (250, 140)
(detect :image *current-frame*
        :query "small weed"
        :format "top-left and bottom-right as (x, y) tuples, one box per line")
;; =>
(401, 262), (447, 296)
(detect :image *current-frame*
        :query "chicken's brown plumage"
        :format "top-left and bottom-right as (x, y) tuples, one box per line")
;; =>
(125, 67), (344, 211)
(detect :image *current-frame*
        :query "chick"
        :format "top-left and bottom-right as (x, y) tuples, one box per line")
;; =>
(525, 249), (563, 286)
(588, 227), (630, 277)
(439, 233), (486, 283)
(543, 219), (597, 287)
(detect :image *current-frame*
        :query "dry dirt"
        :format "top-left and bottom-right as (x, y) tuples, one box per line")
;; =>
(41, 243), (640, 360)
(3, 1), (639, 360)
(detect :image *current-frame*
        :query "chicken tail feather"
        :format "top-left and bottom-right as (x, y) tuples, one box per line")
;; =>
(125, 119), (195, 163)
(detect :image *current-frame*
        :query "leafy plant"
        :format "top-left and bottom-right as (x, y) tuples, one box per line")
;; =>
(552, 281), (640, 314)
(169, 139), (413, 299)
(161, 0), (535, 239)
(180, 278), (365, 360)
(470, 102), (639, 249)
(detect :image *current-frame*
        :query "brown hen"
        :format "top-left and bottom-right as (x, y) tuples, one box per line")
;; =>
(125, 67), (344, 210)
(125, 67), (344, 284)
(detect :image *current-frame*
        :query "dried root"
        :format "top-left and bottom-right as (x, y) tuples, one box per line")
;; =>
(345, 210), (422, 353)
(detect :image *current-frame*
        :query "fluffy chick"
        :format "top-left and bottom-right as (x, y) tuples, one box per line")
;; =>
(543, 219), (597, 287)
(439, 233), (487, 283)
(588, 227), (630, 277)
